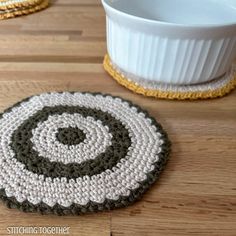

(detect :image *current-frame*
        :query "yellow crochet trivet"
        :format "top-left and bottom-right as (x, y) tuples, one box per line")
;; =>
(103, 54), (236, 100)
(0, 0), (49, 19)
(0, 0), (43, 10)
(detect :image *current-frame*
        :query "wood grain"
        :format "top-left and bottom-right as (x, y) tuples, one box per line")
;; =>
(0, 0), (235, 235)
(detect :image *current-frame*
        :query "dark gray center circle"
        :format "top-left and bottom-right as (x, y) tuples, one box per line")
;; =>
(10, 106), (131, 179)
(56, 127), (86, 146)
(0, 92), (171, 215)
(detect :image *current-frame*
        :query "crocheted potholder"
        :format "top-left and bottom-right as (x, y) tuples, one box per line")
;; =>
(0, 0), (49, 19)
(0, 92), (170, 215)
(103, 54), (236, 100)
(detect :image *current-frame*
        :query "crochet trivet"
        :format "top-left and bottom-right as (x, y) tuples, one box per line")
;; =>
(0, 0), (42, 10)
(103, 54), (236, 100)
(0, 0), (49, 19)
(0, 92), (170, 215)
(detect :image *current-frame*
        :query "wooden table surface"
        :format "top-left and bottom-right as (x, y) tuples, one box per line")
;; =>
(0, 0), (235, 235)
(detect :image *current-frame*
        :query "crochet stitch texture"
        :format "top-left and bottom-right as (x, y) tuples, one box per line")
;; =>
(0, 92), (170, 215)
(103, 54), (236, 100)
(0, 0), (49, 19)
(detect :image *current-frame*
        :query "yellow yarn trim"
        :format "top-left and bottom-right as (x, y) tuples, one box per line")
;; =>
(0, 0), (43, 10)
(0, 0), (49, 19)
(103, 54), (236, 100)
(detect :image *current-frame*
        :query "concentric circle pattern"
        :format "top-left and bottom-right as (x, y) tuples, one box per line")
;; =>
(0, 92), (170, 215)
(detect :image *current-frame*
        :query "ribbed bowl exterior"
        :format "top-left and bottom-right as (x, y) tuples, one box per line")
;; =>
(106, 16), (236, 85)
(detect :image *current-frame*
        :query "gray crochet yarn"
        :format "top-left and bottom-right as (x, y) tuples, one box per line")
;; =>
(0, 92), (171, 215)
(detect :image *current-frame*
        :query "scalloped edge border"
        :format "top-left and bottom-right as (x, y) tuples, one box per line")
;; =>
(0, 91), (171, 215)
(0, 0), (43, 10)
(0, 0), (49, 20)
(103, 54), (236, 100)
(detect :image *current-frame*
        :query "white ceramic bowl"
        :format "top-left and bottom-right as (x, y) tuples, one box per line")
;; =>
(102, 0), (236, 85)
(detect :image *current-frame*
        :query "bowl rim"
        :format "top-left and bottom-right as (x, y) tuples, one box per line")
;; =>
(102, 0), (236, 29)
